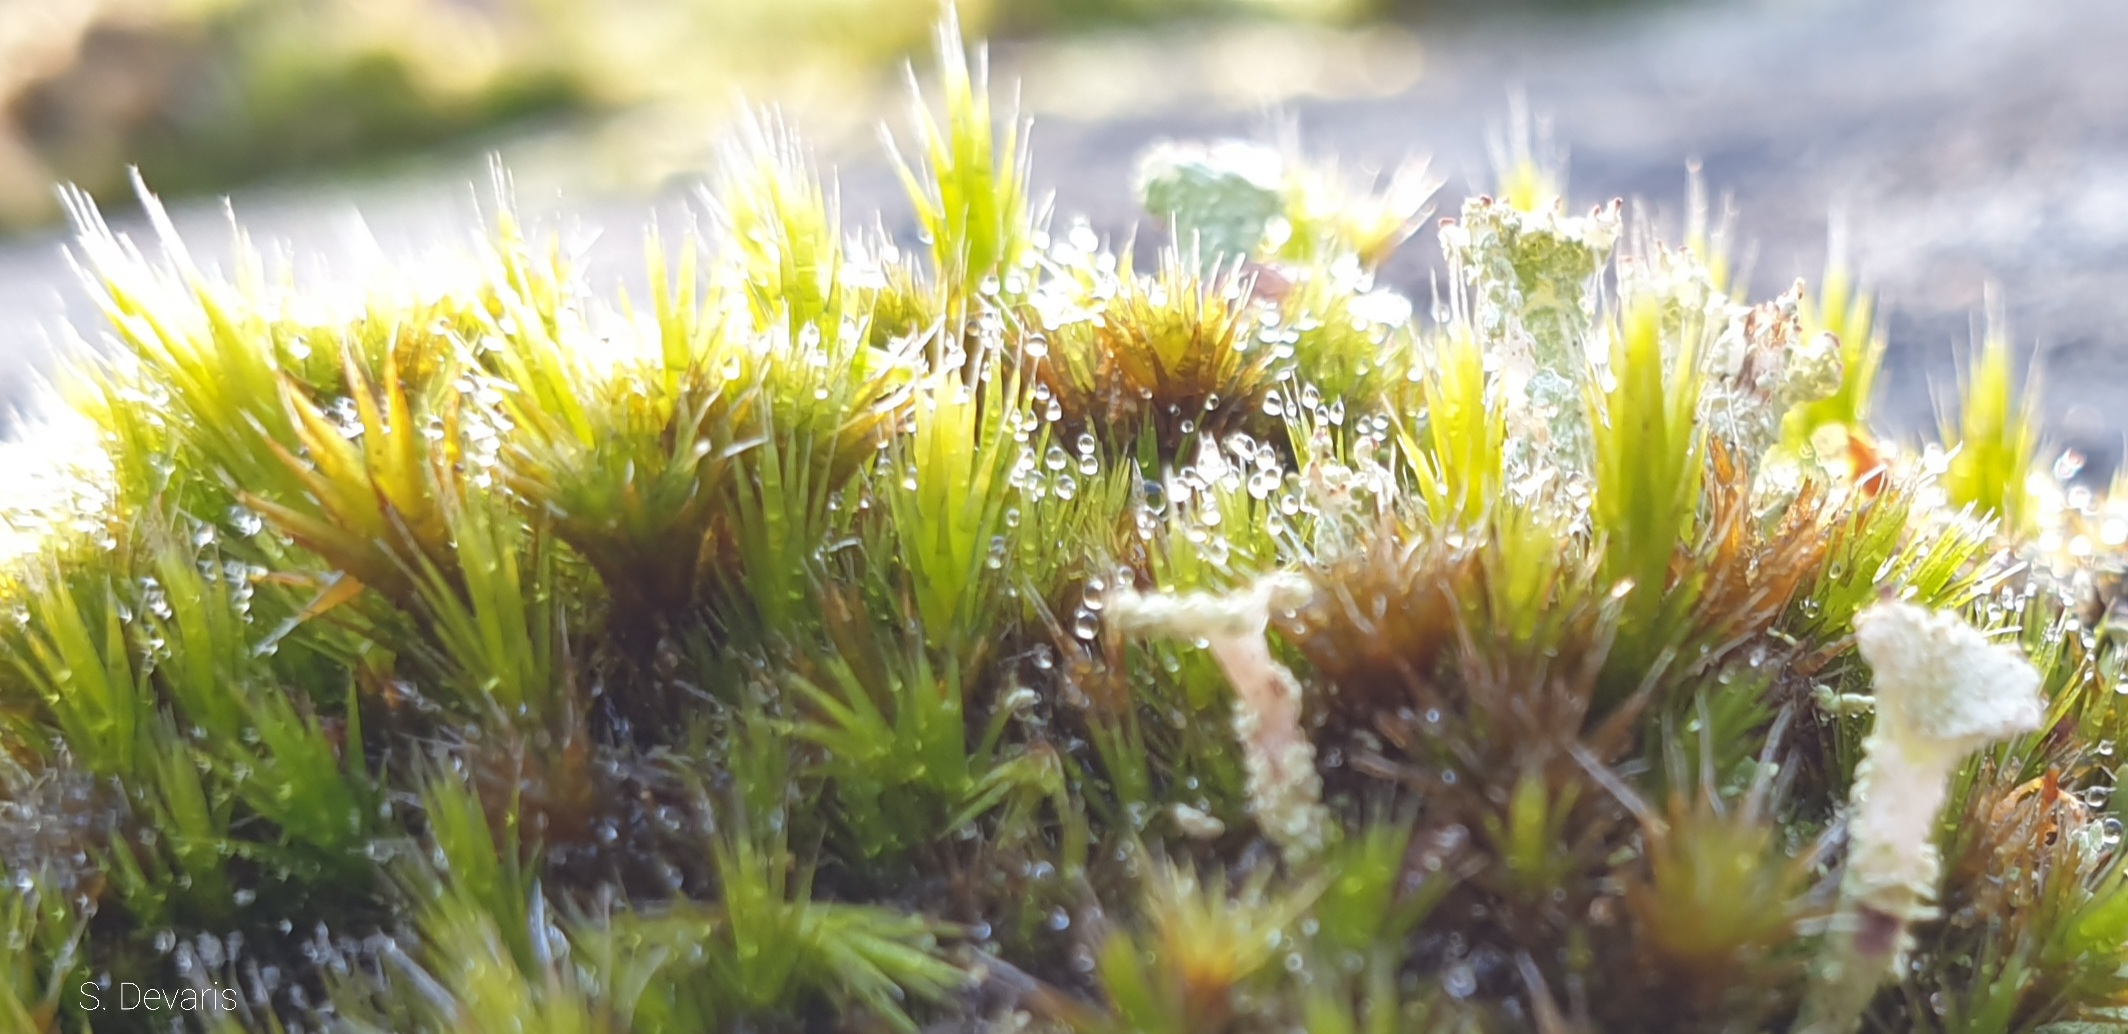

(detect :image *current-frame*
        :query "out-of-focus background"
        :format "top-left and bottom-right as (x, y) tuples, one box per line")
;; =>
(0, 0), (2122, 468)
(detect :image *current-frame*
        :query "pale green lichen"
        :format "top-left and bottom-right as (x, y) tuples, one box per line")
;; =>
(1134, 140), (1289, 267)
(1694, 281), (1845, 465)
(1134, 140), (1434, 275)
(1439, 194), (1622, 478)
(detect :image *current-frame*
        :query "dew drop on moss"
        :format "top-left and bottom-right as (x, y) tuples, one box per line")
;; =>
(1071, 609), (1099, 641)
(1442, 962), (1476, 999)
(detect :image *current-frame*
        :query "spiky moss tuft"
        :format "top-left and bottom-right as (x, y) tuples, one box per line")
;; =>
(3, 19), (2128, 1034)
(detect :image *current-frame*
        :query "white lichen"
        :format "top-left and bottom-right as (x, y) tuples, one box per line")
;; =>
(1615, 242), (1844, 472)
(1617, 233), (1737, 360)
(1845, 599), (2043, 926)
(1106, 572), (1329, 862)
(1168, 802), (1227, 840)
(1800, 598), (2044, 1033)
(1696, 280), (1844, 469)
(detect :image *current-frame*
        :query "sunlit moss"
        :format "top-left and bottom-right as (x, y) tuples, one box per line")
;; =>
(1, 18), (2125, 1034)
(1942, 326), (2043, 537)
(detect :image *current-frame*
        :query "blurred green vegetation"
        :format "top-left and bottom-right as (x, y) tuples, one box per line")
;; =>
(0, 0), (957, 229)
(0, 0), (1648, 231)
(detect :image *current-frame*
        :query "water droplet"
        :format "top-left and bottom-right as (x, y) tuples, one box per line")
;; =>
(1071, 609), (1100, 641)
(1442, 962), (1476, 999)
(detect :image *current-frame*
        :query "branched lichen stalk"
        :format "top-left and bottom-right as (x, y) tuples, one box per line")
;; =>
(1107, 573), (1329, 863)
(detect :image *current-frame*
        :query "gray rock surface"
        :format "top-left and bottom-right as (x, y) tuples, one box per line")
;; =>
(2, 0), (2122, 470)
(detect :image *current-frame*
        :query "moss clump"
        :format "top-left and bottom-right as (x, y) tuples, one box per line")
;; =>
(4, 18), (2127, 1034)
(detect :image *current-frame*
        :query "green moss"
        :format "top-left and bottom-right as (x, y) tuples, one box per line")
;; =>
(2, 18), (2126, 1034)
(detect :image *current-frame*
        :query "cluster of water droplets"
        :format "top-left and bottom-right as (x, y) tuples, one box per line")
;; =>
(1026, 218), (1124, 336)
(2029, 451), (2128, 637)
(1003, 379), (1100, 509)
(450, 368), (517, 490)
(0, 408), (122, 565)
(0, 765), (119, 908)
